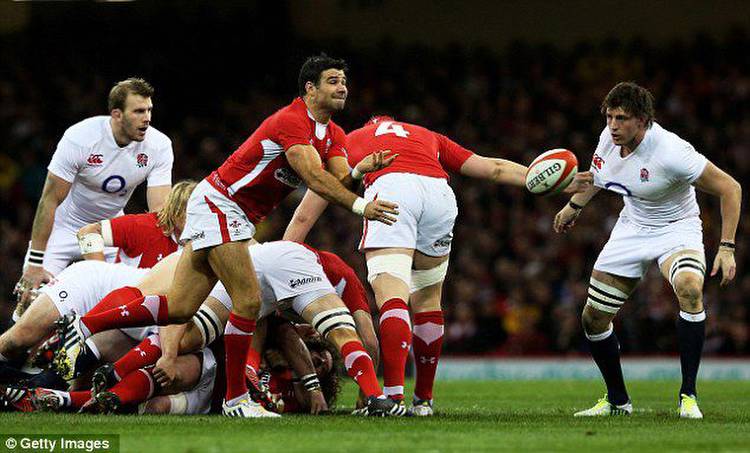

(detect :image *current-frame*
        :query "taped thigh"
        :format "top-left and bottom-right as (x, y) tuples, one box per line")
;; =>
(669, 253), (706, 287)
(586, 277), (629, 314)
(366, 254), (412, 287)
(311, 308), (357, 338)
(192, 305), (223, 348)
(410, 260), (449, 293)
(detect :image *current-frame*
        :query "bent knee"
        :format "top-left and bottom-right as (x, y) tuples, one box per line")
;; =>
(582, 306), (614, 334)
(673, 273), (703, 295)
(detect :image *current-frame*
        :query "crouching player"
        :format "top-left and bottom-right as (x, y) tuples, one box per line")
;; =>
(53, 241), (405, 416)
(555, 82), (741, 418)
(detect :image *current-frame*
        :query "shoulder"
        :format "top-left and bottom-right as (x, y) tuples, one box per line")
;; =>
(61, 116), (109, 147)
(143, 125), (172, 150)
(273, 99), (310, 127)
(650, 123), (694, 157)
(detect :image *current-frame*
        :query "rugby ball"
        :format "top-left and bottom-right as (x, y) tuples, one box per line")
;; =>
(525, 149), (578, 195)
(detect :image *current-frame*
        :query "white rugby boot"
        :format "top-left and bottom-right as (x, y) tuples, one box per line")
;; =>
(574, 394), (632, 417)
(679, 394), (703, 419)
(222, 394), (280, 418)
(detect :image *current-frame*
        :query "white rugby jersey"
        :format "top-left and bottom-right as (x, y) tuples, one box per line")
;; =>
(47, 116), (173, 229)
(590, 122), (708, 227)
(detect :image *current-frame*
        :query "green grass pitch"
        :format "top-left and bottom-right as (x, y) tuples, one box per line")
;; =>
(1, 380), (748, 452)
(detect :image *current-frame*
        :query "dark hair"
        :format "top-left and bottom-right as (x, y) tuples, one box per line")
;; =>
(304, 336), (342, 409)
(601, 82), (655, 127)
(298, 53), (348, 97)
(108, 77), (154, 112)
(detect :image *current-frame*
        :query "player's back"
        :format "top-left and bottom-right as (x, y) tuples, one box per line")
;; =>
(346, 118), (472, 185)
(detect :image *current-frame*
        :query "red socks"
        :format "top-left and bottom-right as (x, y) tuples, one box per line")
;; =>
(378, 298), (411, 400)
(110, 369), (155, 405)
(88, 287), (144, 316)
(114, 334), (162, 380)
(341, 341), (383, 398)
(81, 295), (169, 336)
(412, 310), (444, 401)
(67, 390), (92, 409)
(224, 313), (256, 402)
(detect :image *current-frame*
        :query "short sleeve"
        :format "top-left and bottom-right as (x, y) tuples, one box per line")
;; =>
(147, 145), (174, 187)
(275, 112), (312, 151)
(590, 128), (609, 188)
(47, 137), (83, 182)
(436, 134), (474, 173)
(663, 143), (708, 184)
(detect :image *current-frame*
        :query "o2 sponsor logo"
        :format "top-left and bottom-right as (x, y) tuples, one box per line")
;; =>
(101, 175), (128, 196)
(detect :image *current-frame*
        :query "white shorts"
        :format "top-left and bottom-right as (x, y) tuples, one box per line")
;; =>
(209, 241), (336, 319)
(360, 173), (458, 256)
(181, 348), (217, 414)
(180, 180), (256, 251)
(26, 228), (118, 276)
(40, 261), (155, 341)
(594, 216), (705, 279)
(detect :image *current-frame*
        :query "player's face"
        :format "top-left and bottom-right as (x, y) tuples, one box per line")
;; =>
(315, 69), (347, 112)
(311, 349), (333, 378)
(117, 94), (153, 142)
(605, 107), (645, 147)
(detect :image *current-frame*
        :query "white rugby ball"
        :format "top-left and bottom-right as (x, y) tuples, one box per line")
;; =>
(525, 149), (578, 195)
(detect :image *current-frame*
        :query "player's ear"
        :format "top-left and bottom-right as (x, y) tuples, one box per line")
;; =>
(111, 109), (123, 120)
(305, 80), (316, 96)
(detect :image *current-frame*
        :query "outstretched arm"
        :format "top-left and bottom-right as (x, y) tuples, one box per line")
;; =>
(694, 161), (742, 286)
(286, 144), (398, 225)
(283, 190), (330, 243)
(15, 172), (72, 309)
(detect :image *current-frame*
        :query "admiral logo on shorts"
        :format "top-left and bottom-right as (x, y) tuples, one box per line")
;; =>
(274, 168), (302, 188)
(289, 276), (323, 289)
(190, 231), (205, 241)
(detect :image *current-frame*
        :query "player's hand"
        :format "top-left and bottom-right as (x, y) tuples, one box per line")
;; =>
(308, 388), (329, 415)
(14, 266), (53, 310)
(711, 247), (736, 287)
(553, 204), (582, 233)
(364, 200), (399, 225)
(356, 150), (398, 174)
(154, 356), (179, 388)
(563, 171), (594, 194)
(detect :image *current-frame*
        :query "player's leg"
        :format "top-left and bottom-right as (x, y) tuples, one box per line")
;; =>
(660, 249), (706, 419)
(53, 244), (215, 380)
(352, 309), (378, 409)
(205, 240), (270, 416)
(408, 251), (450, 416)
(365, 247), (414, 403)
(575, 269), (639, 416)
(299, 292), (405, 416)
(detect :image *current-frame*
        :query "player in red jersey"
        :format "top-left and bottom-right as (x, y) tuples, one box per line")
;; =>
(285, 116), (594, 415)
(76, 180), (197, 269)
(53, 56), (399, 417)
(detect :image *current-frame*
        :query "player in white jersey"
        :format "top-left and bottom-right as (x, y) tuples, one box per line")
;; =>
(14, 78), (174, 318)
(0, 261), (153, 366)
(554, 82), (742, 419)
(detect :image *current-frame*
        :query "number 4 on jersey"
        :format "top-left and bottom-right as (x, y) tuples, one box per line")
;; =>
(375, 121), (410, 138)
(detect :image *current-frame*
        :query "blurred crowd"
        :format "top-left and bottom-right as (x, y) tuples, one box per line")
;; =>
(1, 26), (748, 356)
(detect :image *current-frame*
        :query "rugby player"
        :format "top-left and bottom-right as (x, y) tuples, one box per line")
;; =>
(554, 82), (741, 418)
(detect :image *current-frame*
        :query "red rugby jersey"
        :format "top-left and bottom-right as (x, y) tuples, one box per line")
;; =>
(318, 250), (371, 314)
(208, 97), (347, 224)
(346, 119), (474, 186)
(110, 212), (177, 268)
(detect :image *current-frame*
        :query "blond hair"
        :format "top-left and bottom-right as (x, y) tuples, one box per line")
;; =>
(157, 180), (197, 236)
(108, 77), (154, 112)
